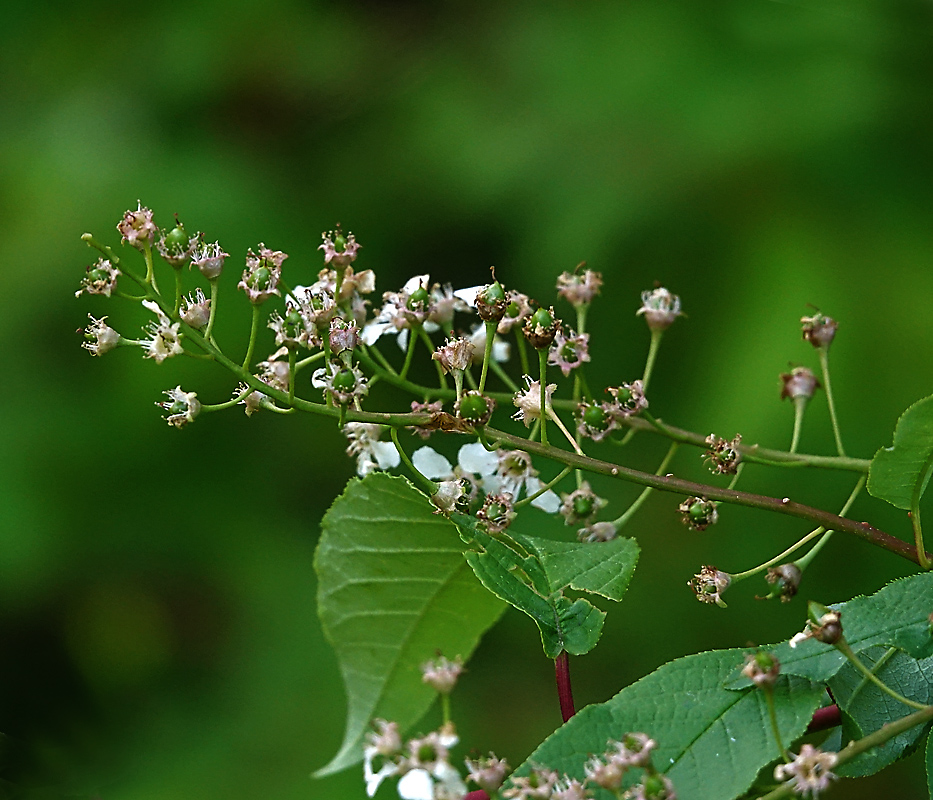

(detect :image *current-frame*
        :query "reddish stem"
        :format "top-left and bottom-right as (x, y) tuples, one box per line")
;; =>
(555, 650), (576, 722)
(806, 704), (841, 733)
(463, 793), (489, 800)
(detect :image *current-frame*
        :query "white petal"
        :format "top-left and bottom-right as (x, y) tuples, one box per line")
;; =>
(371, 441), (402, 471)
(397, 768), (433, 800)
(397, 327), (410, 352)
(453, 285), (483, 307)
(364, 760), (399, 797)
(433, 761), (467, 796)
(412, 447), (453, 480)
(492, 340), (511, 363)
(361, 320), (393, 346)
(402, 274), (431, 295)
(310, 368), (327, 389)
(457, 442), (498, 476)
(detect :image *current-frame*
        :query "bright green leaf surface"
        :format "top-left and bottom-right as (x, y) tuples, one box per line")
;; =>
(729, 572), (933, 689)
(513, 649), (824, 800)
(460, 524), (605, 658)
(829, 646), (933, 778)
(869, 395), (933, 510)
(513, 534), (640, 601)
(314, 474), (505, 776)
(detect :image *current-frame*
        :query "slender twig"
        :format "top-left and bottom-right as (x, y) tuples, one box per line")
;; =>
(554, 651), (576, 723)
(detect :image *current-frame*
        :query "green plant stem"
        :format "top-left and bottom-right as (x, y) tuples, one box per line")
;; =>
(546, 409), (584, 455)
(364, 342), (398, 376)
(794, 474), (866, 572)
(200, 388), (253, 412)
(142, 242), (157, 290)
(514, 467), (573, 509)
(538, 348), (549, 447)
(479, 321), (497, 393)
(205, 279), (219, 341)
(641, 329), (663, 394)
(295, 350), (326, 373)
(848, 647), (898, 705)
(764, 688), (791, 763)
(173, 268), (183, 315)
(789, 397), (806, 454)
(818, 347), (846, 457)
(288, 348), (296, 406)
(241, 304), (262, 370)
(389, 426), (438, 495)
(515, 329), (530, 376)
(480, 426), (926, 566)
(834, 637), (928, 710)
(440, 694), (451, 726)
(757, 704), (933, 799)
(418, 326), (447, 390)
(399, 327), (419, 381)
(611, 442), (679, 530)
(490, 359), (519, 392)
(911, 500), (931, 570)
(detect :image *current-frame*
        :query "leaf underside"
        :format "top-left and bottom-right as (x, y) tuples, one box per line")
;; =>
(314, 473), (505, 777)
(868, 394), (933, 510)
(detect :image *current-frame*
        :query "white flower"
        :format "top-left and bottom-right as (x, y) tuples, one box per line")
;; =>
(468, 322), (510, 364)
(344, 423), (401, 476)
(512, 376), (556, 427)
(81, 315), (121, 356)
(141, 300), (183, 363)
(636, 286), (683, 332)
(362, 274), (436, 350)
(157, 386), (201, 428)
(457, 442), (559, 513)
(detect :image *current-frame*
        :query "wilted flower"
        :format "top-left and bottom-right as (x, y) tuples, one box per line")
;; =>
(238, 245), (285, 304)
(689, 566), (731, 607)
(75, 258), (121, 298)
(523, 306), (560, 349)
(742, 651), (781, 688)
(781, 367), (820, 402)
(637, 286), (682, 332)
(312, 361), (368, 406)
(501, 766), (559, 799)
(556, 266), (603, 307)
(800, 313), (838, 349)
(497, 290), (533, 334)
(765, 563), (802, 603)
(678, 496), (718, 531)
(319, 226), (361, 268)
(81, 314), (121, 356)
(789, 610), (842, 648)
(575, 401), (618, 442)
(559, 482), (607, 525)
(362, 275), (436, 349)
(156, 386), (201, 428)
(548, 330), (590, 377)
(578, 521), (618, 543)
(773, 744), (837, 797)
(156, 221), (196, 267)
(329, 318), (360, 355)
(477, 491), (515, 533)
(626, 773), (676, 800)
(704, 433), (742, 475)
(465, 753), (510, 794)
(421, 655), (464, 695)
(433, 336), (475, 374)
(190, 239), (229, 280)
(607, 381), (648, 420)
(180, 288), (211, 329)
(117, 202), (157, 250)
(141, 300), (183, 363)
(551, 777), (591, 800)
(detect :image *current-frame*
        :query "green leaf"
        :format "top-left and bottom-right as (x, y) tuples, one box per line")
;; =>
(868, 394), (933, 510)
(314, 474), (505, 777)
(926, 730), (933, 799)
(512, 534), (640, 601)
(829, 645), (933, 777)
(512, 649), (825, 800)
(458, 520), (605, 658)
(728, 571), (933, 689)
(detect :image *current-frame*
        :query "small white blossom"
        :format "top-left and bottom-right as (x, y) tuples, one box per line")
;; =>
(81, 315), (121, 356)
(512, 376), (556, 427)
(117, 202), (157, 250)
(190, 240), (228, 279)
(141, 300), (183, 363)
(156, 386), (201, 428)
(76, 258), (121, 298)
(421, 655), (463, 694)
(637, 286), (682, 332)
(344, 423), (401, 476)
(180, 288), (211, 329)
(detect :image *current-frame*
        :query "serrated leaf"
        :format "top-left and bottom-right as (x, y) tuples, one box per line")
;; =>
(728, 571), (933, 689)
(926, 730), (933, 798)
(513, 534), (640, 601)
(512, 649), (825, 800)
(829, 645), (933, 777)
(459, 523), (605, 658)
(868, 394), (933, 510)
(314, 474), (505, 777)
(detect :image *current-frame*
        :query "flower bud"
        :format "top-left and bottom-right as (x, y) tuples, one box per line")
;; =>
(329, 319), (360, 355)
(180, 289), (211, 329)
(420, 654), (463, 695)
(433, 336), (475, 374)
(577, 521), (618, 543)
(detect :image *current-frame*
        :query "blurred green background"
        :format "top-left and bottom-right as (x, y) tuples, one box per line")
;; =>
(2, 0), (933, 797)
